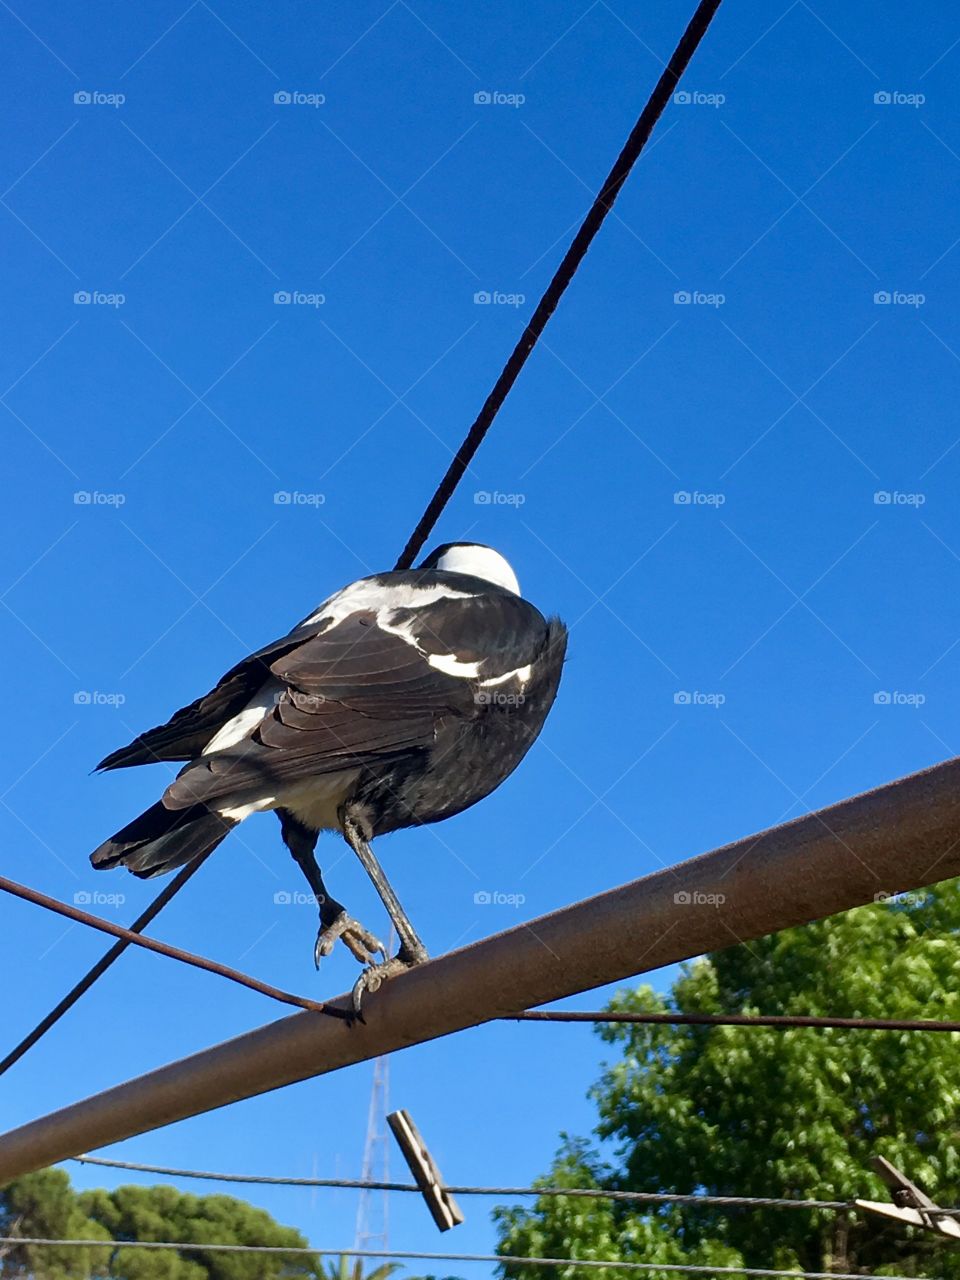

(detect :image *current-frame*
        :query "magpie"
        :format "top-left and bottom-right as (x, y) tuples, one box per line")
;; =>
(91, 542), (567, 1008)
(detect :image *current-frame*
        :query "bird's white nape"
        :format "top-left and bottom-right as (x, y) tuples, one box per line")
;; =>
(430, 544), (520, 595)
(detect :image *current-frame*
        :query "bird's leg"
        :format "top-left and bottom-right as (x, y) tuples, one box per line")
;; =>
(277, 809), (385, 969)
(341, 811), (429, 1012)
(341, 813), (428, 963)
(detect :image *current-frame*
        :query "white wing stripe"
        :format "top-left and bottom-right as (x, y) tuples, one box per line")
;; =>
(203, 680), (282, 755)
(303, 580), (473, 628)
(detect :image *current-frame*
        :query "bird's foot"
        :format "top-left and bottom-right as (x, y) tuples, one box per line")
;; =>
(314, 911), (386, 969)
(351, 942), (428, 1016)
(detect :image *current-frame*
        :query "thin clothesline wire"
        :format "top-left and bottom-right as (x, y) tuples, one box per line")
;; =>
(0, 0), (726, 1076)
(0, 856), (212, 1077)
(509, 1009), (960, 1033)
(70, 1154), (924, 1216)
(0, 1239), (930, 1280)
(0, 873), (343, 1021)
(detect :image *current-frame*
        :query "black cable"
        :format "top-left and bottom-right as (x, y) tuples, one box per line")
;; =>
(394, 0), (725, 570)
(0, 865), (346, 1027)
(0, 855), (210, 1079)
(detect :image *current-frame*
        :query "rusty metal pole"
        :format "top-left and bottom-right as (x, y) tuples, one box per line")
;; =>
(1, 755), (959, 1182)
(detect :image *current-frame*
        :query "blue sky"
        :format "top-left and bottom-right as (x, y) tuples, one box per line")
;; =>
(3, 0), (960, 1270)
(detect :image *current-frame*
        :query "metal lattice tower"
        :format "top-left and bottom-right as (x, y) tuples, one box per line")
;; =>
(354, 1051), (390, 1253)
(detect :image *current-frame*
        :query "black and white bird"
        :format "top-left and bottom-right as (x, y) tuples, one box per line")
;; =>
(91, 542), (567, 1008)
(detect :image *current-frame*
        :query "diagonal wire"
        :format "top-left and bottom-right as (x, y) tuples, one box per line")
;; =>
(394, 0), (724, 570)
(0, 872), (346, 1023)
(0, 856), (209, 1076)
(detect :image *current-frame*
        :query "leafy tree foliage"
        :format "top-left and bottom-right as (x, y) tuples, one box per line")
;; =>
(496, 880), (960, 1278)
(0, 1169), (111, 1280)
(0, 1168), (319, 1279)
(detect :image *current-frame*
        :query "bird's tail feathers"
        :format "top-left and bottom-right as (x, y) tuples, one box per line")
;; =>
(90, 800), (235, 879)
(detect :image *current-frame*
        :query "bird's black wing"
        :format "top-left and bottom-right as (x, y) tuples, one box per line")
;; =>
(162, 595), (551, 811)
(94, 622), (325, 771)
(380, 589), (547, 677)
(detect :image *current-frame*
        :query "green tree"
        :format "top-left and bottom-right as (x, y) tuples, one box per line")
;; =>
(1, 1169), (321, 1279)
(0, 1168), (111, 1279)
(496, 879), (960, 1279)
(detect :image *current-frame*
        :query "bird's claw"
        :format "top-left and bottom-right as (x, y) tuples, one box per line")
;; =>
(314, 912), (386, 969)
(351, 948), (427, 1015)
